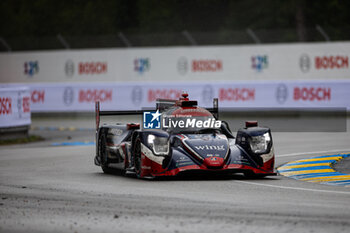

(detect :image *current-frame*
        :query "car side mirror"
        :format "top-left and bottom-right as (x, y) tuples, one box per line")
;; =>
(221, 121), (235, 138)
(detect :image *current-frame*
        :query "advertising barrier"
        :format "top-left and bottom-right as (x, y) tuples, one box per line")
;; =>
(0, 87), (31, 127)
(0, 42), (350, 84)
(3, 81), (350, 112)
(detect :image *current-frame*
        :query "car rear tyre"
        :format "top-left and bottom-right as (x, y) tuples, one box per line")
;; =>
(99, 134), (114, 174)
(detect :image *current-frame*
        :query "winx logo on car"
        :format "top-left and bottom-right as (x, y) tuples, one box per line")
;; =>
(194, 145), (225, 150)
(143, 110), (161, 129)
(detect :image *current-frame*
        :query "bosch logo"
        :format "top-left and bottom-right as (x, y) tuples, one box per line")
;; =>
(31, 90), (45, 103)
(79, 62), (107, 75)
(299, 54), (311, 73)
(177, 57), (188, 75)
(148, 89), (182, 102)
(293, 87), (331, 101)
(219, 88), (255, 102)
(202, 85), (214, 105)
(131, 86), (143, 106)
(315, 56), (348, 70)
(275, 84), (288, 104)
(0, 97), (12, 115)
(22, 97), (30, 113)
(192, 59), (222, 72)
(79, 89), (112, 103)
(63, 87), (74, 106)
(65, 60), (74, 77)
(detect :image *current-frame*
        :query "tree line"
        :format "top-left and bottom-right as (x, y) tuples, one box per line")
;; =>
(1, 0), (349, 41)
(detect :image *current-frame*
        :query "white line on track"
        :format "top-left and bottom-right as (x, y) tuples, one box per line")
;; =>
(277, 148), (350, 157)
(234, 180), (350, 195)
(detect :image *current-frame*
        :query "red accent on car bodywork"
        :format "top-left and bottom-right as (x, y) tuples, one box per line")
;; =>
(181, 92), (189, 100)
(261, 155), (275, 172)
(203, 157), (224, 168)
(140, 153), (153, 178)
(245, 121), (258, 128)
(151, 163), (274, 177)
(170, 107), (213, 117)
(127, 123), (140, 130)
(138, 153), (275, 178)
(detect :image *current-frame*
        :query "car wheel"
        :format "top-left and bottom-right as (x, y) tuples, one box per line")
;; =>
(133, 137), (142, 178)
(99, 134), (114, 174)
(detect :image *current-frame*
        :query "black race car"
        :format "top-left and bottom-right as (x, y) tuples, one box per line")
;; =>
(94, 93), (276, 178)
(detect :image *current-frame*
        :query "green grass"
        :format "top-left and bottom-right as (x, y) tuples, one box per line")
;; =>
(0, 135), (44, 145)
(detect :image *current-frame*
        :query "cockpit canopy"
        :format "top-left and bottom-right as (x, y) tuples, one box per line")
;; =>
(156, 92), (221, 133)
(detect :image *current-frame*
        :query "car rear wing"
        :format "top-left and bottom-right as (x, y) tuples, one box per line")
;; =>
(211, 98), (219, 119)
(95, 98), (218, 131)
(156, 99), (177, 111)
(95, 102), (149, 132)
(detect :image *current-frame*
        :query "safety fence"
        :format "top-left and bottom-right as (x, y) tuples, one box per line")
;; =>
(1, 27), (350, 52)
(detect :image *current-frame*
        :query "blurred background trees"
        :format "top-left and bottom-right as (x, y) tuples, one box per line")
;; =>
(0, 0), (349, 50)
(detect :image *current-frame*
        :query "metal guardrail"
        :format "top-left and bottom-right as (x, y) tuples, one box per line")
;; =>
(0, 126), (29, 140)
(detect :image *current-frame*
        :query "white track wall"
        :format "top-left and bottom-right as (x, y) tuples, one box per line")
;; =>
(0, 87), (31, 127)
(0, 42), (349, 83)
(2, 81), (349, 111)
(0, 42), (349, 112)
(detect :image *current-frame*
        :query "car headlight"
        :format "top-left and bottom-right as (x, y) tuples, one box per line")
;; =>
(249, 132), (271, 154)
(147, 135), (169, 156)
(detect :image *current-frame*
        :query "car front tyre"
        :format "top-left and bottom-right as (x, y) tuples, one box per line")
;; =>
(133, 137), (142, 178)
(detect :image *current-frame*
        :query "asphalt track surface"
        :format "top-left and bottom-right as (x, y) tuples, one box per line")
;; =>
(1, 116), (350, 233)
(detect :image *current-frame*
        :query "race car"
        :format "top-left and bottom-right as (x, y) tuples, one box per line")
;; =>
(94, 92), (276, 178)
